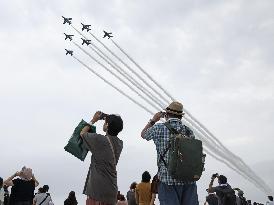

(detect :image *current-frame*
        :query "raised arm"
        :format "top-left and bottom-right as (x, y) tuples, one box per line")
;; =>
(32, 174), (39, 187)
(80, 111), (101, 137)
(141, 112), (161, 138)
(4, 172), (20, 187)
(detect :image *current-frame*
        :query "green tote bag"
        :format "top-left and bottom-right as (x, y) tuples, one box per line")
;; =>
(64, 119), (96, 161)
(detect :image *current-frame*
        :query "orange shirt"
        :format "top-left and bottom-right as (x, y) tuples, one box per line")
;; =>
(136, 182), (152, 205)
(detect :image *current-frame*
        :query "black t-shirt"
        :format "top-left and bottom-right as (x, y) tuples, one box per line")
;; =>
(9, 178), (35, 203)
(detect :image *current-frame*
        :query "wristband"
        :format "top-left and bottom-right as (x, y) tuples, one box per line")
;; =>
(149, 119), (155, 126)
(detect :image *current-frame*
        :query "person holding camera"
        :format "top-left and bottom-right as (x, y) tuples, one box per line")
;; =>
(80, 111), (124, 205)
(141, 101), (199, 205)
(4, 167), (39, 205)
(208, 174), (236, 205)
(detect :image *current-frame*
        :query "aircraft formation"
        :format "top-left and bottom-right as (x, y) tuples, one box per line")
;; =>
(62, 16), (113, 56)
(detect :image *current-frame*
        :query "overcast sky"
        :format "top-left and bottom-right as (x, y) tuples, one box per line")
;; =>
(0, 0), (274, 204)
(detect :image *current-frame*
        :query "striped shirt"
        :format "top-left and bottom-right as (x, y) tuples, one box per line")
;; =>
(143, 118), (195, 185)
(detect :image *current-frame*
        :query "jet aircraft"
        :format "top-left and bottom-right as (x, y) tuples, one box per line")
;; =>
(103, 31), (113, 39)
(62, 16), (72, 25)
(81, 38), (91, 46)
(81, 23), (91, 32)
(65, 49), (73, 56)
(64, 33), (74, 41)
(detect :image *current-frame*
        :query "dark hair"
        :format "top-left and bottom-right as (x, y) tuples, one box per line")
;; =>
(130, 182), (137, 190)
(65, 191), (77, 205)
(120, 195), (125, 201)
(218, 175), (227, 184)
(166, 113), (182, 119)
(0, 177), (3, 188)
(43, 185), (49, 192)
(38, 187), (44, 193)
(142, 171), (151, 183)
(268, 196), (273, 201)
(106, 115), (123, 136)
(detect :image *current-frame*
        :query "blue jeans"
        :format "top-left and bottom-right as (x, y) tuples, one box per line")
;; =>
(158, 182), (199, 205)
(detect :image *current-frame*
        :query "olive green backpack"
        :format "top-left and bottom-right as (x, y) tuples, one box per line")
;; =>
(160, 122), (206, 182)
(64, 119), (96, 161)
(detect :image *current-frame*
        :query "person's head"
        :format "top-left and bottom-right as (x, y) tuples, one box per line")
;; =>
(268, 196), (273, 201)
(130, 182), (137, 190)
(142, 171), (151, 183)
(20, 166), (33, 180)
(68, 191), (76, 200)
(103, 114), (123, 136)
(165, 101), (184, 120)
(43, 185), (49, 192)
(218, 175), (227, 184)
(38, 187), (44, 193)
(0, 177), (3, 188)
(238, 190), (244, 197)
(120, 195), (125, 201)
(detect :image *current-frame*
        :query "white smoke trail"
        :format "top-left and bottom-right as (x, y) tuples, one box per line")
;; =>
(111, 39), (175, 102)
(73, 42), (161, 112)
(86, 30), (170, 104)
(71, 25), (167, 108)
(72, 55), (154, 115)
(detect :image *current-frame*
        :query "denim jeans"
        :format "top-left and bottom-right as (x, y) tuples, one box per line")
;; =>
(158, 182), (199, 205)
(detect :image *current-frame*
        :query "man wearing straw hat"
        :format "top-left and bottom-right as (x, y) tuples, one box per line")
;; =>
(141, 101), (199, 205)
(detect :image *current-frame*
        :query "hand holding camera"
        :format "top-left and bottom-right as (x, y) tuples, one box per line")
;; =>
(90, 111), (108, 124)
(211, 173), (219, 180)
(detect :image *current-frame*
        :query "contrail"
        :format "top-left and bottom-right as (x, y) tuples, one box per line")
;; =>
(111, 38), (176, 101)
(86, 29), (171, 104)
(73, 41), (161, 112)
(72, 55), (154, 115)
(71, 24), (167, 108)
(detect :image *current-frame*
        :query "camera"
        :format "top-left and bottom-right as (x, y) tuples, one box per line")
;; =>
(99, 112), (108, 120)
(212, 173), (219, 178)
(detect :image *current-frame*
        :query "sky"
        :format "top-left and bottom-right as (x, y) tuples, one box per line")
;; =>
(0, 0), (274, 204)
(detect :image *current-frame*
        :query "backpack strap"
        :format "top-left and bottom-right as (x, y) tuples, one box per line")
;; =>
(38, 193), (49, 205)
(158, 122), (183, 169)
(164, 122), (180, 134)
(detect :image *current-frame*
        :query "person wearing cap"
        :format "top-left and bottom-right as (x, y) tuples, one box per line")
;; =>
(4, 167), (39, 205)
(141, 101), (198, 205)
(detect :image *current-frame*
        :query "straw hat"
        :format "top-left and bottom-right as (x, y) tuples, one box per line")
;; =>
(165, 101), (184, 116)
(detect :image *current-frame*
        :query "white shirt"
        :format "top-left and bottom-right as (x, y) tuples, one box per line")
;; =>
(33, 193), (52, 205)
